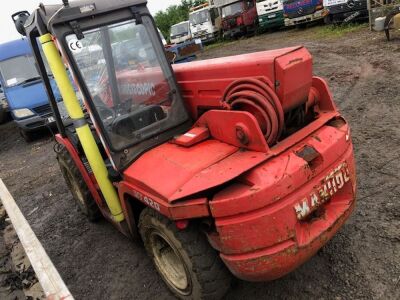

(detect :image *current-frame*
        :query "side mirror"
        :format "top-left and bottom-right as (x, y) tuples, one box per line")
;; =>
(12, 11), (30, 36)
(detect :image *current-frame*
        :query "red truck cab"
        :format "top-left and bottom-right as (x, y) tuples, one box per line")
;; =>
(220, 0), (258, 38)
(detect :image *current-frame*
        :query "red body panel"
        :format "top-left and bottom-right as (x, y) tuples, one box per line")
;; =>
(172, 47), (312, 118)
(195, 110), (269, 152)
(275, 49), (313, 111)
(118, 181), (210, 220)
(123, 139), (268, 202)
(100, 68), (170, 108)
(207, 124), (356, 281)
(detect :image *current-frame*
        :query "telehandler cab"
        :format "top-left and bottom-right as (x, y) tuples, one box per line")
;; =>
(14, 0), (357, 299)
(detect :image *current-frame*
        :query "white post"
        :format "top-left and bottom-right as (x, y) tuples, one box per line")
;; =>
(0, 179), (74, 300)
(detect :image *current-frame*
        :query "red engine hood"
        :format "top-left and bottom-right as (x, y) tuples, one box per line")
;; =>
(173, 46), (313, 119)
(123, 139), (268, 203)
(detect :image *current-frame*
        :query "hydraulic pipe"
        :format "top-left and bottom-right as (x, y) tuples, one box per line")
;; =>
(40, 33), (124, 222)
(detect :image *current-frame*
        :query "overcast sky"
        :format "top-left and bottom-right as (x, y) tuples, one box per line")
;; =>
(0, 0), (181, 43)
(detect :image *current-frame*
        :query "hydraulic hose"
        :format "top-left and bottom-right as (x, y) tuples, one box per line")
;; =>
(40, 33), (124, 222)
(223, 78), (284, 145)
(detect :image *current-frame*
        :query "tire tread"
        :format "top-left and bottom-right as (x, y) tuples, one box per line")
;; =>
(139, 208), (231, 300)
(57, 146), (101, 221)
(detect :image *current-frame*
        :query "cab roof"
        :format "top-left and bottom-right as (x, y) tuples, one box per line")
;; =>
(172, 20), (189, 26)
(189, 6), (213, 14)
(37, 0), (147, 28)
(0, 39), (30, 62)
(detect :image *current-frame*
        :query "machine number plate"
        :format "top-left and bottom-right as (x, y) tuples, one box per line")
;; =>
(133, 190), (160, 212)
(294, 162), (351, 220)
(268, 14), (276, 18)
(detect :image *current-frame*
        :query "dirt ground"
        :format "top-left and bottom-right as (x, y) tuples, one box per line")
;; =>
(0, 24), (399, 300)
(0, 205), (44, 300)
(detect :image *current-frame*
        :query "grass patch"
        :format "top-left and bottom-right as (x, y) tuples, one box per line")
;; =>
(204, 39), (237, 51)
(312, 23), (368, 39)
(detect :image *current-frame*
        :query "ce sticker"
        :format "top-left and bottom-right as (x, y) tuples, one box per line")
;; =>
(68, 39), (83, 53)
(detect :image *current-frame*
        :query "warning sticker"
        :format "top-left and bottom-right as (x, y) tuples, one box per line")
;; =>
(68, 39), (83, 54)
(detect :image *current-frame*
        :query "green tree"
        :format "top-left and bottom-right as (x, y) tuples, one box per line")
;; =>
(154, 0), (208, 42)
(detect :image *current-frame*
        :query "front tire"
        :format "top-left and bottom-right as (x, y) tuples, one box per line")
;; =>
(19, 128), (32, 142)
(296, 23), (307, 29)
(139, 208), (231, 300)
(57, 146), (101, 221)
(324, 15), (333, 25)
(0, 108), (7, 124)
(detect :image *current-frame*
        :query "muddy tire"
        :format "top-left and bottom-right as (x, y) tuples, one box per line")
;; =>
(324, 15), (333, 25)
(57, 147), (101, 222)
(19, 128), (32, 142)
(296, 23), (307, 29)
(139, 208), (231, 300)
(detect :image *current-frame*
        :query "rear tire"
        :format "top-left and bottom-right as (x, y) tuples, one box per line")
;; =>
(57, 146), (101, 222)
(139, 208), (231, 300)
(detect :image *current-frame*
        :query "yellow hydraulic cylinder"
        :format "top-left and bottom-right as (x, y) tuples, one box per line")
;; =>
(40, 33), (124, 222)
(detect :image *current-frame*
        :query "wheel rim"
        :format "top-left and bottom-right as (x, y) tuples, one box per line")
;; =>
(65, 168), (85, 208)
(149, 231), (191, 295)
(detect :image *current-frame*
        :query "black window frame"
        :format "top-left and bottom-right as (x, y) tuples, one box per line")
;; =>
(47, 7), (191, 170)
(55, 11), (190, 152)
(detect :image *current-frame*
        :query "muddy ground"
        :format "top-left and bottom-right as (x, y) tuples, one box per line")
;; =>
(0, 24), (399, 300)
(0, 205), (44, 300)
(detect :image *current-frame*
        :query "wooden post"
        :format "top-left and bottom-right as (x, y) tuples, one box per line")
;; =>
(368, 0), (373, 30)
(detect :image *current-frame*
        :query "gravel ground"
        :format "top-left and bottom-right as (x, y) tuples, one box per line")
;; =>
(0, 24), (399, 300)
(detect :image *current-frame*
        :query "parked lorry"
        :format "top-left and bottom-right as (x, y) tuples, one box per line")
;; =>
(215, 0), (258, 38)
(283, 0), (327, 27)
(170, 21), (192, 44)
(256, 0), (285, 31)
(189, 3), (222, 43)
(323, 0), (368, 24)
(15, 0), (357, 299)
(0, 38), (64, 141)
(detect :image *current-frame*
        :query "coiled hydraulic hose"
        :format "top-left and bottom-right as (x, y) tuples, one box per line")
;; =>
(223, 78), (284, 145)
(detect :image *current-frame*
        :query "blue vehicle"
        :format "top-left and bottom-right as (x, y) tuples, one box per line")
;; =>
(283, 0), (327, 27)
(0, 38), (64, 141)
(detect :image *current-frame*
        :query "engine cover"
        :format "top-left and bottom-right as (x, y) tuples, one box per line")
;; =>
(173, 46), (313, 118)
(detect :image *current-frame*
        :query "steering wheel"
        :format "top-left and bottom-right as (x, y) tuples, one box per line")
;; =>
(93, 95), (116, 123)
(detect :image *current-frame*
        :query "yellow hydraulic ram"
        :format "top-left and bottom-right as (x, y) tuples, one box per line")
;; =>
(40, 33), (124, 222)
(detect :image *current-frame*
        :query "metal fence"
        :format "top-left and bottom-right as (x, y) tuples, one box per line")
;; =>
(368, 0), (400, 29)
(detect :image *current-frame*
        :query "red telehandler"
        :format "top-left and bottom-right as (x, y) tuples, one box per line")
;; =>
(13, 1), (356, 299)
